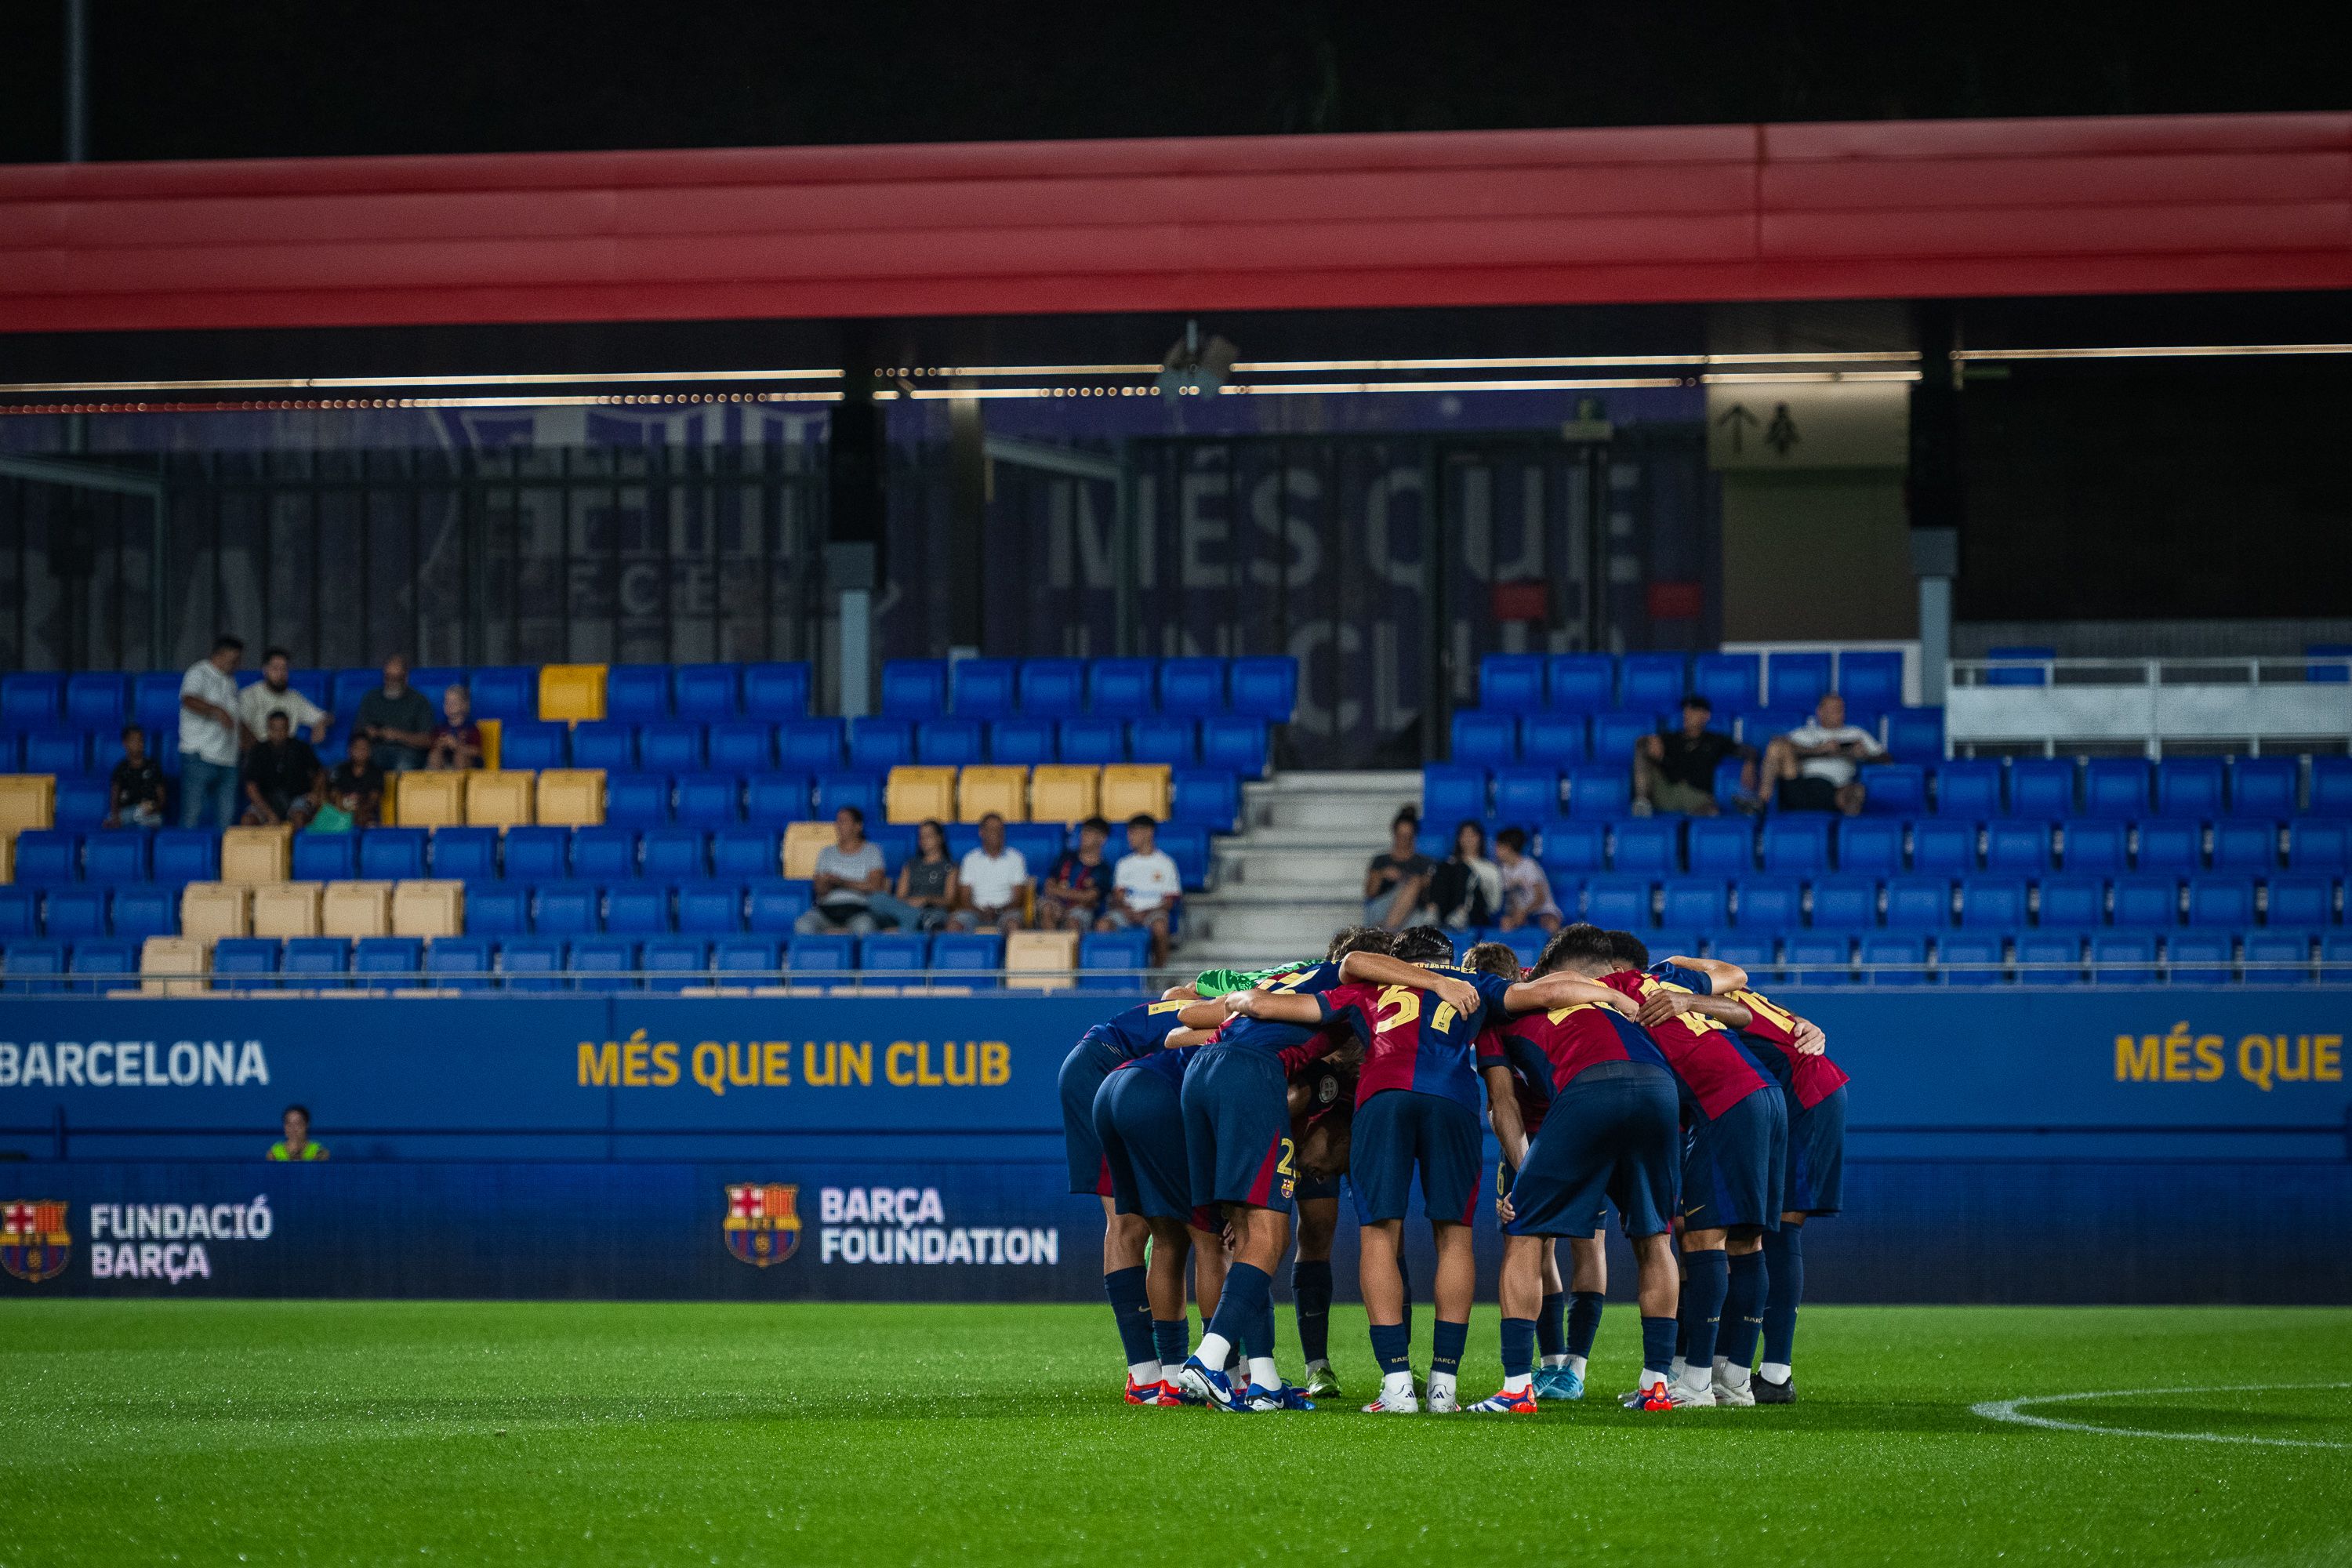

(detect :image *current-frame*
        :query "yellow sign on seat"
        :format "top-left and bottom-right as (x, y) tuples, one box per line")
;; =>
(957, 766), (1029, 823)
(180, 882), (253, 944)
(782, 821), (833, 880)
(140, 936), (208, 996)
(539, 664), (607, 723)
(392, 880), (464, 939)
(886, 766), (959, 824)
(321, 880), (393, 939)
(1005, 929), (1079, 991)
(1030, 766), (1101, 826)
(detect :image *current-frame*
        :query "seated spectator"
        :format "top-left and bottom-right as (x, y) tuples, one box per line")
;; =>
(355, 656), (437, 772)
(1040, 816), (1115, 931)
(1101, 814), (1181, 967)
(177, 633), (245, 830)
(266, 1103), (328, 1162)
(238, 646), (332, 746)
(793, 806), (916, 936)
(106, 725), (167, 828)
(321, 732), (387, 829)
(241, 711), (323, 827)
(1764, 691), (1885, 816)
(1364, 808), (1436, 930)
(1635, 693), (1756, 816)
(426, 684), (484, 771)
(1426, 819), (1501, 930)
(954, 812), (1031, 933)
(1493, 826), (1562, 934)
(894, 819), (960, 933)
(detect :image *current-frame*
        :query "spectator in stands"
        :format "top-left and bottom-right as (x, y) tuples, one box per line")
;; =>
(1040, 816), (1115, 931)
(954, 812), (1031, 933)
(1492, 826), (1562, 934)
(895, 818), (961, 933)
(322, 731), (387, 829)
(1102, 814), (1182, 966)
(238, 646), (332, 746)
(1635, 693), (1757, 816)
(1764, 691), (1886, 815)
(1427, 819), (1501, 931)
(794, 805), (903, 936)
(426, 684), (484, 771)
(355, 656), (437, 772)
(106, 725), (167, 828)
(266, 1103), (328, 1162)
(1363, 808), (1436, 930)
(178, 633), (245, 829)
(241, 711), (324, 827)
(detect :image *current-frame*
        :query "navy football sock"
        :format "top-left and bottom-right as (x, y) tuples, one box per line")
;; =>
(1247, 1298), (1278, 1368)
(1679, 1249), (1730, 1375)
(1762, 1225), (1804, 1367)
(1639, 1316), (1678, 1377)
(1431, 1319), (1468, 1378)
(1204, 1262), (1272, 1367)
(1566, 1290), (1606, 1359)
(1675, 1315), (1690, 1360)
(1104, 1266), (1156, 1370)
(1293, 1259), (1334, 1363)
(1720, 1249), (1769, 1370)
(1368, 1321), (1411, 1376)
(1152, 1318), (1189, 1370)
(1398, 1253), (1415, 1352)
(1537, 1290), (1566, 1359)
(1500, 1318), (1537, 1380)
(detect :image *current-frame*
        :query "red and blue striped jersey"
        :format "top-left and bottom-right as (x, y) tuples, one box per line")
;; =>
(1092, 998), (1199, 1062)
(1603, 967), (1772, 1120)
(1724, 986), (1850, 1109)
(1330, 964), (1521, 1112)
(1479, 995), (1669, 1113)
(1210, 960), (1354, 1059)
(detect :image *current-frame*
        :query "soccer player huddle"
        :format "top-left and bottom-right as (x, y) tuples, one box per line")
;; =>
(1058, 920), (1848, 1414)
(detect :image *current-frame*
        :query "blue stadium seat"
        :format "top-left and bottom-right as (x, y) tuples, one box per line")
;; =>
(1835, 818), (1902, 876)
(2265, 874), (2334, 927)
(424, 935), (493, 990)
(1933, 761), (2001, 818)
(2288, 821), (2349, 872)
(328, 667), (379, 716)
(496, 938), (567, 992)
(1080, 928), (1152, 989)
(54, 775), (110, 829)
(495, 720), (566, 771)
(1451, 711), (1517, 766)
(1566, 766), (1631, 818)
(674, 665), (741, 723)
(1201, 717), (1270, 779)
(2227, 756), (2296, 818)
(1159, 659), (1227, 717)
(605, 886), (670, 938)
(641, 828), (708, 883)
(952, 659), (1018, 720)
(1836, 651), (1903, 717)
(2038, 874), (2106, 930)
(133, 671), (184, 734)
(1005, 823), (1065, 867)
(359, 827), (426, 881)
(2017, 929), (2085, 984)
(707, 722), (776, 774)
(1519, 712), (1588, 767)
(1936, 931), (2004, 985)
(84, 831), (151, 885)
(495, 826), (565, 884)
(1647, 930), (1703, 966)
(1172, 770), (1240, 832)
(1588, 711), (1657, 762)
(24, 729), (88, 774)
(1886, 877), (1952, 929)
(677, 881), (746, 935)
(2243, 930), (2314, 984)
(534, 884), (601, 937)
(64, 938), (139, 994)
(746, 881), (813, 934)
(1581, 877), (1653, 929)
(676, 776), (742, 828)
(2135, 818), (2202, 873)
(462, 891), (532, 941)
(1610, 818), (1679, 875)
(779, 718), (847, 772)
(2211, 819), (2280, 873)
(12, 830), (80, 886)
(848, 718), (914, 771)
(1760, 817), (1830, 874)
(1422, 765), (1486, 826)
(1161, 825), (1210, 890)
(2325, 932), (2352, 982)
(1686, 818), (1755, 874)
(1014, 659), (1086, 719)
(1786, 933), (1853, 985)
(1545, 655), (1615, 713)
(0, 733), (19, 771)
(1087, 659), (1156, 718)
(989, 718), (1057, 766)
(1059, 717), (1126, 765)
(868, 823), (915, 876)
(1230, 657), (1298, 722)
(0, 673), (62, 728)
(1984, 646), (2055, 687)
(812, 773), (883, 822)
(931, 932), (1005, 989)
(2111, 877), (2180, 927)
(643, 937), (711, 993)
(1764, 652), (1833, 713)
(111, 887), (176, 940)
(1693, 652), (1761, 715)
(1721, 876), (1789, 931)
(1617, 655), (1686, 714)
(1809, 877), (1878, 931)
(605, 665), (672, 723)
(742, 662), (811, 720)
(1537, 820), (1606, 879)
(469, 667), (535, 722)
(1984, 821), (2051, 873)
(354, 936), (424, 983)
(2312, 757), (2352, 815)
(858, 931), (930, 975)
(44, 888), (107, 940)
(89, 729), (134, 778)
(570, 721), (636, 771)
(209, 937), (281, 988)
(292, 830), (358, 883)
(1492, 926), (1548, 969)
(2156, 759), (2225, 819)
(1494, 768), (1560, 825)
(713, 936), (781, 981)
(2083, 759), (2152, 820)
(1860, 933), (1929, 985)
(1130, 717), (1197, 768)
(2165, 932), (2234, 985)
(1661, 878), (1728, 931)
(880, 660), (948, 719)
(1740, 709), (1810, 748)
(283, 937), (350, 983)
(2007, 759), (2075, 818)
(710, 829), (779, 884)
(1961, 877), (2028, 929)
(407, 670), (467, 713)
(743, 774), (811, 828)
(2089, 931), (2158, 985)
(2187, 877), (2256, 927)
(0, 888), (38, 939)
(64, 673), (125, 731)
(1860, 764), (1926, 816)
(1885, 708), (1945, 764)
(571, 828), (637, 883)
(916, 718), (985, 767)
(2061, 820), (2127, 873)
(1479, 655), (1546, 712)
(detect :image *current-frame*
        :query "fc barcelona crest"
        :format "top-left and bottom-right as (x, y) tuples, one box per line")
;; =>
(2, 1200), (72, 1283)
(723, 1183), (801, 1267)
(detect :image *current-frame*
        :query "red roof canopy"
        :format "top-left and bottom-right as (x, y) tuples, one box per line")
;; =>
(3, 111), (2347, 334)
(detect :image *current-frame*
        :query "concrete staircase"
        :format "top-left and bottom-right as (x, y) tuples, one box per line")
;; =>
(1178, 770), (1422, 970)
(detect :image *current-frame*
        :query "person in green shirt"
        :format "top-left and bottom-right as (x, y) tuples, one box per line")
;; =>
(1175, 961), (1314, 1000)
(267, 1104), (328, 1162)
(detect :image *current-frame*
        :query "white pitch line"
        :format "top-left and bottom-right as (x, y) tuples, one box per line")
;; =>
(1972, 1383), (2352, 1450)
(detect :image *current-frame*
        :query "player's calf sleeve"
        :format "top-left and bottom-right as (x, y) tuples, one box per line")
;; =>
(1719, 1249), (1768, 1370)
(1566, 1290), (1605, 1359)
(1397, 1252), (1414, 1350)
(1204, 1262), (1272, 1360)
(1762, 1225), (1803, 1367)
(1500, 1318), (1537, 1380)
(1292, 1258), (1334, 1363)
(1367, 1321), (1411, 1376)
(1104, 1265), (1156, 1371)
(1639, 1316), (1678, 1381)
(1431, 1319), (1468, 1380)
(1679, 1250), (1730, 1375)
(1537, 1290), (1566, 1359)
(1152, 1319), (1189, 1370)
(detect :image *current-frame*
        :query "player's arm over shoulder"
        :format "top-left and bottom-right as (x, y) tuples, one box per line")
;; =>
(1658, 955), (1748, 995)
(1500, 972), (1638, 1016)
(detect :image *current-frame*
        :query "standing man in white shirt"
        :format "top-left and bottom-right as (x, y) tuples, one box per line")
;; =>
(237, 646), (333, 747)
(1102, 814), (1183, 967)
(178, 634), (246, 829)
(1762, 692), (1885, 816)
(953, 812), (1031, 932)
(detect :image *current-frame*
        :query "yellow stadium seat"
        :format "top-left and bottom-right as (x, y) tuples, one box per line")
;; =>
(220, 826), (292, 885)
(321, 880), (392, 938)
(782, 820), (833, 880)
(0, 831), (13, 884)
(535, 769), (605, 827)
(1030, 765), (1101, 826)
(1005, 929), (1078, 991)
(391, 880), (464, 938)
(391, 771), (466, 829)
(180, 882), (252, 944)
(0, 775), (56, 837)
(958, 766), (1029, 823)
(250, 881), (322, 938)
(886, 766), (958, 824)
(140, 935), (208, 996)
(477, 717), (503, 771)
(1101, 764), (1171, 823)
(539, 664), (607, 723)
(466, 770), (535, 827)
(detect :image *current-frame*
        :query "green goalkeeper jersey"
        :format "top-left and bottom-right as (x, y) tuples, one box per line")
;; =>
(1190, 960), (1316, 998)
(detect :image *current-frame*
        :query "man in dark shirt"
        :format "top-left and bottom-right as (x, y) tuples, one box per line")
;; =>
(1635, 695), (1756, 818)
(107, 725), (168, 827)
(1364, 809), (1436, 929)
(325, 731), (388, 828)
(355, 656), (437, 772)
(241, 711), (323, 826)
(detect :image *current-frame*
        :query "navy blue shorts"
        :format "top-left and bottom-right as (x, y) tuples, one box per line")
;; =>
(1181, 1045), (1295, 1210)
(1681, 1084), (1788, 1232)
(1094, 1068), (1203, 1226)
(1784, 1084), (1846, 1216)
(1506, 1061), (1680, 1240)
(1350, 1089), (1484, 1227)
(1059, 1030), (1127, 1196)
(1292, 1173), (1344, 1204)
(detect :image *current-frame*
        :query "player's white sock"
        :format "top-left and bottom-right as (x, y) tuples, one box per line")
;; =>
(1540, 1354), (1572, 1369)
(1760, 1360), (1792, 1384)
(1676, 1363), (1711, 1392)
(1639, 1367), (1669, 1389)
(1196, 1332), (1234, 1372)
(1128, 1359), (1162, 1384)
(1719, 1362), (1751, 1391)
(1502, 1373), (1533, 1394)
(1566, 1354), (1589, 1379)
(1428, 1370), (1458, 1404)
(1247, 1356), (1279, 1391)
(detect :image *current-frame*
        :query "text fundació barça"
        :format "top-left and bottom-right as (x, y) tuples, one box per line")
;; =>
(86, 1196), (273, 1286)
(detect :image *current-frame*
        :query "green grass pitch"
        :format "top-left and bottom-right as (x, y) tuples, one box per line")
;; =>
(4, 1301), (2350, 1566)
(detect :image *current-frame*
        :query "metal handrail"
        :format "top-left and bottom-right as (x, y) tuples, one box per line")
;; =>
(1951, 654), (2352, 688)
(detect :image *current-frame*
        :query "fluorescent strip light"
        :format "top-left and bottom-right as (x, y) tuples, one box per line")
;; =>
(1953, 343), (2352, 361)
(0, 368), (841, 396)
